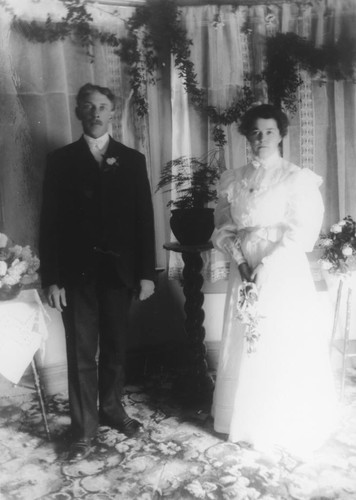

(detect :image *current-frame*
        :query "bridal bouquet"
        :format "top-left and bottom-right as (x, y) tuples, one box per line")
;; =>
(318, 216), (356, 275)
(236, 281), (263, 354)
(0, 233), (40, 299)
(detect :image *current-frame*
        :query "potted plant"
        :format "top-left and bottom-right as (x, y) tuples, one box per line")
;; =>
(156, 150), (222, 245)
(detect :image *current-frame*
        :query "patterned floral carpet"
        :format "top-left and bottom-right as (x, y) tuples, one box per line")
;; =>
(1, 372), (356, 500)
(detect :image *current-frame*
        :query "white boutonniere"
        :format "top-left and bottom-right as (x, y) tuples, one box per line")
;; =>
(102, 156), (120, 172)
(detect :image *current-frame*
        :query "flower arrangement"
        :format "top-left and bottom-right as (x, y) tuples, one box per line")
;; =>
(318, 216), (356, 275)
(236, 281), (263, 354)
(0, 233), (40, 299)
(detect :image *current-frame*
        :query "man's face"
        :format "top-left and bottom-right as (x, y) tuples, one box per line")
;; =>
(76, 91), (114, 138)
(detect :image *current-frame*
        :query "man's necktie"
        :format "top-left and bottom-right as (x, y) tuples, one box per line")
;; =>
(90, 141), (103, 164)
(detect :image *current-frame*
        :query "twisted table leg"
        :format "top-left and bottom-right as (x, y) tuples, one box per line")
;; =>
(179, 251), (214, 404)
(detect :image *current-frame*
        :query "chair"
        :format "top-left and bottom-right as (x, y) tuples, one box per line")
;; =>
(330, 278), (356, 400)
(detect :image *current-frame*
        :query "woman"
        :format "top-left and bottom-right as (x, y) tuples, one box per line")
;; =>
(212, 104), (336, 457)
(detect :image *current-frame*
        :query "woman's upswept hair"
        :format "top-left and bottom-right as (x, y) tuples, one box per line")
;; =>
(238, 104), (289, 138)
(76, 83), (116, 108)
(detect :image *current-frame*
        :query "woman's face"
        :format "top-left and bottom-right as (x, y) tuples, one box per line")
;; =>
(247, 118), (282, 160)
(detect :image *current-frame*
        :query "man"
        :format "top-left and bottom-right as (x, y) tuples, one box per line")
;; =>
(39, 83), (156, 461)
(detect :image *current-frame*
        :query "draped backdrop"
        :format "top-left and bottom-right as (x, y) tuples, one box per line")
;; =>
(0, 0), (355, 281)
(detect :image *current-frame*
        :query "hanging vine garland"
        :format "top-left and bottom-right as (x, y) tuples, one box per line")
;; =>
(265, 32), (356, 113)
(116, 0), (192, 116)
(115, 0), (255, 146)
(103, 0), (356, 145)
(6, 0), (356, 147)
(10, 0), (121, 59)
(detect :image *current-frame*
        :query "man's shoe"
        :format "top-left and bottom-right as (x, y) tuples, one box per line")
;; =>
(67, 438), (92, 462)
(100, 416), (142, 438)
(118, 417), (142, 437)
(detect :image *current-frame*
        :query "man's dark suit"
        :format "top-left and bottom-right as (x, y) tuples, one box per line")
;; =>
(39, 135), (155, 439)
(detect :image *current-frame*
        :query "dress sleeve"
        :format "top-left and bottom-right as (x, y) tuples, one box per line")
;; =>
(212, 169), (246, 265)
(282, 168), (324, 252)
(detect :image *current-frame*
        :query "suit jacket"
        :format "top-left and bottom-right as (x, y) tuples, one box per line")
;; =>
(39, 136), (156, 290)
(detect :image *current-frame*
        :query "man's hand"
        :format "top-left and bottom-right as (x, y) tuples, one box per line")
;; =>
(139, 279), (155, 301)
(45, 284), (67, 312)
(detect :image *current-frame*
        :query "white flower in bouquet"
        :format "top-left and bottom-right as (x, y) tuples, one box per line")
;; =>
(0, 233), (40, 291)
(11, 245), (23, 258)
(342, 244), (353, 257)
(319, 237), (333, 248)
(318, 216), (356, 274)
(11, 259), (29, 275)
(0, 261), (7, 276)
(2, 260), (27, 285)
(26, 256), (40, 276)
(330, 224), (342, 234)
(0, 234), (8, 248)
(2, 274), (20, 286)
(12, 244), (32, 260)
(320, 260), (333, 270)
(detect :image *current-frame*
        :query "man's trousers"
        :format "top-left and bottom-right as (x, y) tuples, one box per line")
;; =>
(62, 279), (132, 439)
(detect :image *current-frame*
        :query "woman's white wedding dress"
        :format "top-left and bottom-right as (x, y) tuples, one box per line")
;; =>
(212, 152), (336, 456)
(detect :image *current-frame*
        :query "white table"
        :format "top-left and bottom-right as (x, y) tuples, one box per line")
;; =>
(0, 288), (51, 440)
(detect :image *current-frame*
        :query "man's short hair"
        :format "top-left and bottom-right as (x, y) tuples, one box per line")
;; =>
(76, 83), (116, 108)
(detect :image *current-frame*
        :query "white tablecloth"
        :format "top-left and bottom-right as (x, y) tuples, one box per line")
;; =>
(0, 289), (48, 384)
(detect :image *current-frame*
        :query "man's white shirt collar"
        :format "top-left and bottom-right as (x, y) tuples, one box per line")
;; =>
(84, 133), (110, 151)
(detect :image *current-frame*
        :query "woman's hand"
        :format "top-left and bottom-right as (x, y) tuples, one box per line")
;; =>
(251, 263), (268, 289)
(238, 262), (252, 282)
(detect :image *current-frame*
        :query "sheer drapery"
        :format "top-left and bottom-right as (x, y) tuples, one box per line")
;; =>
(0, 1), (169, 267)
(0, 0), (355, 279)
(168, 1), (356, 281)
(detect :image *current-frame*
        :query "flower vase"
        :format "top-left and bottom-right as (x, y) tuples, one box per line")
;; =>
(170, 208), (215, 245)
(0, 283), (23, 301)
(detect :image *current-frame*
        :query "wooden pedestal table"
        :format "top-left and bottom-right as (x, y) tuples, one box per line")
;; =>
(163, 241), (214, 407)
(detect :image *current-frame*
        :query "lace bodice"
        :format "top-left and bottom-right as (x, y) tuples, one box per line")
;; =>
(214, 154), (324, 254)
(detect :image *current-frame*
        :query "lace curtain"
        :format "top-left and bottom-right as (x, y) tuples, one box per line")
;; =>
(0, 1), (169, 267)
(0, 0), (355, 280)
(168, 1), (356, 281)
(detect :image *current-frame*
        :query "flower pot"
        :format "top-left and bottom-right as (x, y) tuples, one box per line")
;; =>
(170, 208), (215, 246)
(0, 283), (23, 301)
